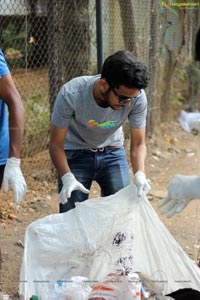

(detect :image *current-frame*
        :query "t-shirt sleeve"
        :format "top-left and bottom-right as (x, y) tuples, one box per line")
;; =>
(128, 90), (147, 128)
(0, 49), (10, 78)
(51, 85), (75, 128)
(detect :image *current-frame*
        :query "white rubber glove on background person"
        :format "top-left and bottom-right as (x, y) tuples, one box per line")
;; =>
(59, 172), (90, 204)
(158, 174), (200, 218)
(3, 157), (27, 203)
(134, 170), (151, 197)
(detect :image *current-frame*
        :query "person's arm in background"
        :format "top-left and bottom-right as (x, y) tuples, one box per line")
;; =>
(0, 74), (24, 157)
(130, 127), (151, 197)
(158, 174), (200, 218)
(49, 124), (89, 204)
(0, 73), (27, 203)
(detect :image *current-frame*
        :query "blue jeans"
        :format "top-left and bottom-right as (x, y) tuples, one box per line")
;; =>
(58, 146), (130, 213)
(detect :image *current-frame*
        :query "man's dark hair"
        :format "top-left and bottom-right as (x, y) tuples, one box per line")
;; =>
(101, 50), (149, 89)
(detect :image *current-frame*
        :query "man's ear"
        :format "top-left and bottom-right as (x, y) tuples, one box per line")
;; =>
(99, 78), (109, 92)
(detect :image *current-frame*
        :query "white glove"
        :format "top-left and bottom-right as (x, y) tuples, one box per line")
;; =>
(158, 174), (200, 218)
(3, 157), (27, 203)
(59, 172), (90, 204)
(134, 170), (151, 197)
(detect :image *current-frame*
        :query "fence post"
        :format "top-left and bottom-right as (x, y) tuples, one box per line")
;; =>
(96, 0), (103, 73)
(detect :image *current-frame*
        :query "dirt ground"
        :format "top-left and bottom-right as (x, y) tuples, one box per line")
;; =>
(0, 120), (200, 299)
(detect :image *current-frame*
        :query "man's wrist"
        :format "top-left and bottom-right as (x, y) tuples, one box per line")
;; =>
(62, 172), (74, 180)
(135, 170), (145, 177)
(6, 157), (21, 166)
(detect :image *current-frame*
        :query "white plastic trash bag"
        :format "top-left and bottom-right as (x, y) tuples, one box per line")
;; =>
(178, 109), (200, 132)
(19, 185), (200, 300)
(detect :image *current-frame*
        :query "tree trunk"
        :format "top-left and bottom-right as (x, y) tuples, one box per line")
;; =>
(47, 0), (63, 113)
(118, 0), (138, 56)
(47, 0), (90, 113)
(161, 48), (176, 122)
(146, 0), (160, 137)
(61, 0), (90, 82)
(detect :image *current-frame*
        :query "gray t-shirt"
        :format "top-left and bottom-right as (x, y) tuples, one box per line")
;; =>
(51, 75), (147, 150)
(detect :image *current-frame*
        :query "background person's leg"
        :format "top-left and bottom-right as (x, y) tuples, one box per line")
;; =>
(0, 165), (5, 189)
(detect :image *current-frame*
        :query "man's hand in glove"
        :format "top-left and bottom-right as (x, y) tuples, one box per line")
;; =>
(3, 157), (27, 203)
(134, 170), (151, 197)
(158, 174), (200, 218)
(59, 172), (90, 204)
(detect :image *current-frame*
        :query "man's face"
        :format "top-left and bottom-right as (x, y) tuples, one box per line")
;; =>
(102, 85), (141, 110)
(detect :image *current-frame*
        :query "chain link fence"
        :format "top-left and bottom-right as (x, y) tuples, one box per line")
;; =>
(0, 0), (200, 172)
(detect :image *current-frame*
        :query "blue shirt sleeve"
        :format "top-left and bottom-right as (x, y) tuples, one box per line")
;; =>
(0, 49), (10, 77)
(0, 49), (10, 165)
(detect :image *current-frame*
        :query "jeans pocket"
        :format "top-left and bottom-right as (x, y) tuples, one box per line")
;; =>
(65, 150), (82, 160)
(109, 147), (125, 158)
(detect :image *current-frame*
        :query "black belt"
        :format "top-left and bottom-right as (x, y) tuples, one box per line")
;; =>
(89, 146), (120, 152)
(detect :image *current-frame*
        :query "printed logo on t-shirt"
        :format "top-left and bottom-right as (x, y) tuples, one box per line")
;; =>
(84, 119), (120, 128)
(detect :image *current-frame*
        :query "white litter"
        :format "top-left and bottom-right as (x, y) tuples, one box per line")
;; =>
(178, 109), (200, 132)
(19, 185), (200, 300)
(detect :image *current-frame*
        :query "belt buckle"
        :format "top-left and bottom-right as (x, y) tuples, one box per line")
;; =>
(90, 147), (98, 152)
(90, 147), (104, 152)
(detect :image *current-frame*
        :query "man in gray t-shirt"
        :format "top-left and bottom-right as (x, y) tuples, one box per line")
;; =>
(49, 50), (151, 213)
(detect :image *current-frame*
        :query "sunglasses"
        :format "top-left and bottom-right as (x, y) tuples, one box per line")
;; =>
(111, 88), (141, 104)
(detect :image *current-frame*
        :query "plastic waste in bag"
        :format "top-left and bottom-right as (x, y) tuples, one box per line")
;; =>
(88, 272), (149, 300)
(30, 296), (41, 300)
(42, 277), (91, 300)
(137, 272), (164, 297)
(63, 276), (91, 300)
(128, 272), (149, 299)
(88, 273), (129, 300)
(36, 280), (67, 300)
(51, 280), (67, 300)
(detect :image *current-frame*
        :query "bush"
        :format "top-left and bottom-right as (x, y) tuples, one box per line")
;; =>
(1, 23), (30, 68)
(23, 92), (50, 157)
